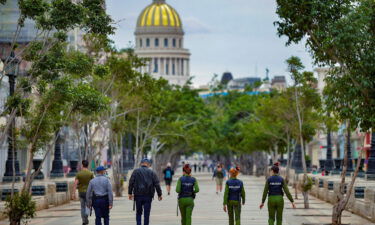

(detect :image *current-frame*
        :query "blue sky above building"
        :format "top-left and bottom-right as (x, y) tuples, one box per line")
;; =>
(106, 0), (314, 86)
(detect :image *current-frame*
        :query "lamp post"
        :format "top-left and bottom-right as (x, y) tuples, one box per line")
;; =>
(324, 130), (334, 175)
(2, 51), (21, 182)
(292, 144), (303, 174)
(346, 127), (354, 175)
(50, 130), (64, 178)
(366, 132), (375, 180)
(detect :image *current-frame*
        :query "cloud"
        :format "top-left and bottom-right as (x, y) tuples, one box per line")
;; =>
(183, 17), (211, 34)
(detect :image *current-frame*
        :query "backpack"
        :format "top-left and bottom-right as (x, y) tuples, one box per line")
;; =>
(165, 170), (172, 179)
(216, 170), (224, 179)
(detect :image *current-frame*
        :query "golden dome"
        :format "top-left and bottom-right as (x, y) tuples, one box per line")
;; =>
(137, 0), (182, 28)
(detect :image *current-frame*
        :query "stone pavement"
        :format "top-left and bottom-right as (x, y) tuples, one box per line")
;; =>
(0, 173), (373, 225)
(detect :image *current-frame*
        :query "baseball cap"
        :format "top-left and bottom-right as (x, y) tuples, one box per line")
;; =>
(96, 166), (106, 172)
(141, 158), (151, 164)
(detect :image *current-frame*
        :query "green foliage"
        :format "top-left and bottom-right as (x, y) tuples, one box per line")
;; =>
(18, 0), (49, 22)
(49, 0), (84, 30)
(93, 65), (110, 78)
(275, 0), (375, 131)
(4, 192), (36, 224)
(82, 0), (115, 35)
(71, 83), (110, 115)
(302, 176), (313, 192)
(3, 94), (31, 116)
(64, 51), (93, 78)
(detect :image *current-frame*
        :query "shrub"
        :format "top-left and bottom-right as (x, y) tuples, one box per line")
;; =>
(4, 191), (36, 225)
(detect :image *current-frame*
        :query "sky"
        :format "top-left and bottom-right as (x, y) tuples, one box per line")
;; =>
(106, 0), (314, 87)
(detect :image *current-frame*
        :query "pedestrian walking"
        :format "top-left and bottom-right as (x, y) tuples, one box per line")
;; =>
(163, 162), (175, 195)
(128, 158), (163, 225)
(193, 163), (197, 173)
(213, 164), (225, 194)
(223, 168), (245, 225)
(73, 160), (94, 225)
(176, 164), (199, 225)
(202, 160), (207, 172)
(260, 164), (296, 225)
(198, 163), (202, 173)
(86, 166), (113, 225)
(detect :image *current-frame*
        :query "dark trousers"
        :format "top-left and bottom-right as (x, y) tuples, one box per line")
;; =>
(135, 196), (153, 225)
(93, 197), (110, 225)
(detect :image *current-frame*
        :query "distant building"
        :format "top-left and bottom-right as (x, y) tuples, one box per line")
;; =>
(221, 72), (233, 85)
(228, 77), (261, 90)
(134, 0), (191, 86)
(271, 76), (287, 91)
(315, 67), (330, 94)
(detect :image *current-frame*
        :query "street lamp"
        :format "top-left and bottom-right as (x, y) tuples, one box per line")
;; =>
(292, 144), (304, 174)
(2, 51), (21, 182)
(324, 130), (334, 175)
(346, 127), (354, 175)
(50, 130), (65, 178)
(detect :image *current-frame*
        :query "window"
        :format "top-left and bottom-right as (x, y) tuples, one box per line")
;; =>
(172, 63), (175, 75)
(155, 38), (159, 47)
(179, 39), (182, 48)
(153, 58), (158, 73)
(181, 60), (184, 75)
(140, 39), (143, 47)
(173, 38), (176, 47)
(146, 38), (150, 47)
(164, 38), (168, 47)
(166, 59), (169, 75)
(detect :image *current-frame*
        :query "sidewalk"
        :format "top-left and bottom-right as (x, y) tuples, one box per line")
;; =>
(0, 173), (373, 225)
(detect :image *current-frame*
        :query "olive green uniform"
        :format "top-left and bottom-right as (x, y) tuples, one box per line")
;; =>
(176, 175), (199, 225)
(223, 178), (245, 225)
(262, 175), (294, 225)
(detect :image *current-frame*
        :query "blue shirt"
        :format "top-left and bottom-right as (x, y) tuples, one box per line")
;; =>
(86, 174), (113, 206)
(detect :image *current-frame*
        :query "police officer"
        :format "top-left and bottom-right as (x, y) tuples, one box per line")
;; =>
(176, 164), (199, 225)
(223, 168), (245, 225)
(86, 166), (113, 225)
(260, 165), (296, 225)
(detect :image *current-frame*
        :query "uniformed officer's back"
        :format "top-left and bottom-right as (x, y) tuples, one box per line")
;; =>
(86, 166), (113, 225)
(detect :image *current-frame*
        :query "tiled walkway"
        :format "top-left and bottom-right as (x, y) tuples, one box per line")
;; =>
(0, 173), (373, 225)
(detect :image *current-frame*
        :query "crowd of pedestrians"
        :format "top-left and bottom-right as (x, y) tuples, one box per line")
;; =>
(72, 159), (295, 225)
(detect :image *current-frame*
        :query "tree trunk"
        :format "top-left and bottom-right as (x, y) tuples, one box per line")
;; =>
(111, 134), (123, 197)
(238, 154), (254, 175)
(332, 122), (364, 225)
(302, 191), (309, 209)
(285, 134), (292, 184)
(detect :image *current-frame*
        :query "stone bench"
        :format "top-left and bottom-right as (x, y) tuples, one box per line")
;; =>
(282, 168), (375, 222)
(0, 179), (75, 220)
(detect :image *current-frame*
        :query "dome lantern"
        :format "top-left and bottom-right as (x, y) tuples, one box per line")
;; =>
(153, 0), (166, 3)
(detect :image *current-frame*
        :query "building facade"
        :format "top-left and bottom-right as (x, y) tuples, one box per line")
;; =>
(135, 0), (191, 86)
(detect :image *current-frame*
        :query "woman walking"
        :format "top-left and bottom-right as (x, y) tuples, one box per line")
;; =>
(260, 165), (296, 225)
(213, 164), (225, 194)
(223, 168), (245, 225)
(176, 164), (199, 225)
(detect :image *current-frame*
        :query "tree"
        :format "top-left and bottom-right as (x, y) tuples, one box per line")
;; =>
(0, 0), (114, 224)
(275, 0), (374, 222)
(286, 56), (322, 209)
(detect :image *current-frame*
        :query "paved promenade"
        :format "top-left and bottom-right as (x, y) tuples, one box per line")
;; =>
(0, 173), (373, 225)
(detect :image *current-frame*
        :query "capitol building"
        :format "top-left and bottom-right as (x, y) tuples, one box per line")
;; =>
(135, 0), (191, 86)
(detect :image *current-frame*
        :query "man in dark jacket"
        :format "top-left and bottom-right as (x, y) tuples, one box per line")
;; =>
(128, 158), (162, 225)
